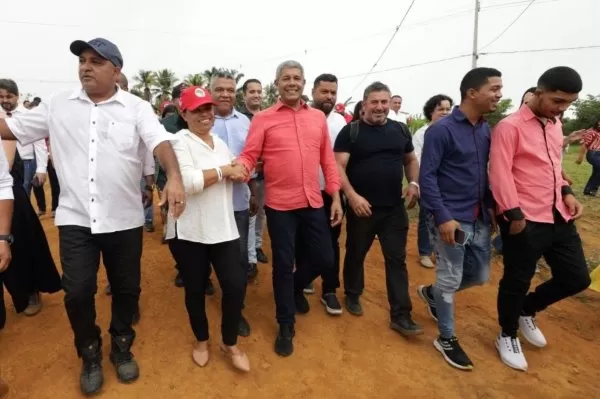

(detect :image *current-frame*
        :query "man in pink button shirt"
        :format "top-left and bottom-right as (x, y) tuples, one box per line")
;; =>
(490, 66), (591, 372)
(236, 60), (343, 357)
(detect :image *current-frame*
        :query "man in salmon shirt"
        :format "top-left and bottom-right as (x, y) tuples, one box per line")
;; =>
(490, 66), (591, 372)
(236, 60), (343, 357)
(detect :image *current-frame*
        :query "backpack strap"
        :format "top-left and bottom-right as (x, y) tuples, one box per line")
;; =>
(349, 120), (360, 144)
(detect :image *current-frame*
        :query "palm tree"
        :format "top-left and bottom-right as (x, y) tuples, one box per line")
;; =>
(202, 67), (245, 89)
(183, 73), (206, 87)
(133, 70), (155, 102)
(152, 69), (178, 102)
(263, 83), (278, 108)
(201, 67), (222, 86)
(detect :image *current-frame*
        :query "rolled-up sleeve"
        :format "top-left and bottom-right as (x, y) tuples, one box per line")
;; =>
(6, 102), (50, 146)
(143, 146), (155, 177)
(172, 135), (205, 194)
(136, 101), (176, 152)
(419, 124), (453, 225)
(0, 139), (14, 200)
(489, 121), (524, 221)
(33, 139), (49, 173)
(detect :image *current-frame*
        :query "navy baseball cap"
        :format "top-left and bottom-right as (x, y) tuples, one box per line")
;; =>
(70, 38), (123, 68)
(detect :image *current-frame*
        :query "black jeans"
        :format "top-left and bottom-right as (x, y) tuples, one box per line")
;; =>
(59, 225), (143, 354)
(32, 159), (60, 212)
(497, 215), (591, 336)
(343, 203), (412, 320)
(169, 238), (246, 346)
(296, 192), (343, 293)
(584, 151), (600, 195)
(265, 206), (334, 325)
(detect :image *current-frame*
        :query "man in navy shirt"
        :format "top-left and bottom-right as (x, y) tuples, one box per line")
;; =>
(417, 67), (502, 371)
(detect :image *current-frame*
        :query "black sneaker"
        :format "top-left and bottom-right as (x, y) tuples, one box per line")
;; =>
(320, 293), (343, 315)
(174, 271), (184, 288)
(295, 291), (310, 314)
(248, 263), (259, 281)
(344, 295), (363, 316)
(109, 335), (139, 383)
(417, 285), (438, 322)
(144, 222), (154, 233)
(275, 324), (295, 357)
(238, 314), (251, 337)
(390, 316), (424, 336)
(433, 336), (473, 371)
(303, 282), (315, 295)
(256, 247), (269, 264)
(80, 341), (104, 396)
(205, 278), (215, 296)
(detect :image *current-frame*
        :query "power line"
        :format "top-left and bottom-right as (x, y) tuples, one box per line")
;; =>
(481, 45), (600, 55)
(348, 0), (417, 95)
(478, 0), (536, 51)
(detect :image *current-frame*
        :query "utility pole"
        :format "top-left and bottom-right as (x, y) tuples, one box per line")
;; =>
(472, 0), (480, 68)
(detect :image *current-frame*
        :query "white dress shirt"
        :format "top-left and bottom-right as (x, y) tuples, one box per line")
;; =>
(1, 105), (48, 173)
(6, 87), (174, 234)
(388, 110), (408, 124)
(412, 123), (429, 165)
(166, 130), (239, 244)
(0, 137), (14, 200)
(319, 111), (347, 190)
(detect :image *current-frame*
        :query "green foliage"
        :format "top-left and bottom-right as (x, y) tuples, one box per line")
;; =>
(152, 69), (178, 103)
(485, 98), (513, 127)
(262, 83), (278, 108)
(183, 73), (206, 87)
(562, 95), (600, 134)
(408, 115), (428, 134)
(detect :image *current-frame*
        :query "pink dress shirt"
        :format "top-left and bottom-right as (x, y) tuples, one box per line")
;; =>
(237, 100), (341, 211)
(490, 105), (572, 224)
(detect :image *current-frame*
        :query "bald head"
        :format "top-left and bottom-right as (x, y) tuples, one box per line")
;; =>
(118, 73), (129, 92)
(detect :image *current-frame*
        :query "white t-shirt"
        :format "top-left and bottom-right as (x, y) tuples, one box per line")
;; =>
(388, 110), (408, 124)
(319, 111), (347, 190)
(412, 124), (429, 165)
(165, 130), (239, 244)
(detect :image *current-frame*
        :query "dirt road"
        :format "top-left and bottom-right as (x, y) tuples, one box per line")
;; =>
(1, 209), (599, 399)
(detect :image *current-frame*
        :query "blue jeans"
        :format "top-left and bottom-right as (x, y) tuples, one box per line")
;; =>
(428, 215), (491, 338)
(22, 158), (36, 196)
(139, 178), (153, 224)
(417, 204), (431, 256)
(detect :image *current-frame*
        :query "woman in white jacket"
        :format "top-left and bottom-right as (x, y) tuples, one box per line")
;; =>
(166, 86), (250, 372)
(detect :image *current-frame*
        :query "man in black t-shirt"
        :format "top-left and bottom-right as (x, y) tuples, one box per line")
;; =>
(334, 81), (422, 336)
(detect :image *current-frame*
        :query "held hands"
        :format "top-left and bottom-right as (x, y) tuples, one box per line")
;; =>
(564, 194), (584, 220)
(402, 184), (419, 209)
(348, 193), (372, 217)
(439, 219), (460, 245)
(226, 160), (249, 182)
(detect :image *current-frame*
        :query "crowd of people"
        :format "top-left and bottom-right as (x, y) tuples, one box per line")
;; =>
(0, 36), (597, 397)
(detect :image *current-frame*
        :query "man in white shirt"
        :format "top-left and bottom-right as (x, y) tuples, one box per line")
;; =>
(388, 94), (408, 124)
(0, 80), (48, 199)
(298, 73), (347, 315)
(0, 37), (185, 396)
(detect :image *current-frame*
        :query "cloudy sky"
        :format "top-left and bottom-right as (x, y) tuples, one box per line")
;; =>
(2, 0), (599, 116)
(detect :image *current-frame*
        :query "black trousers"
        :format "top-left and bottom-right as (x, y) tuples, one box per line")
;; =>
(296, 192), (343, 293)
(497, 215), (591, 336)
(32, 160), (60, 212)
(343, 203), (413, 319)
(169, 238), (246, 346)
(59, 225), (142, 354)
(265, 206), (334, 325)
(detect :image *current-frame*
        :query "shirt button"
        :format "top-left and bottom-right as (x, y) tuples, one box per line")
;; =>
(90, 158), (94, 162)
(93, 219), (96, 223)
(92, 121), (96, 125)
(90, 178), (94, 182)
(91, 139), (95, 143)
(91, 198), (95, 202)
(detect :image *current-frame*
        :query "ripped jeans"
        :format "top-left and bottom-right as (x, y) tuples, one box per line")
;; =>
(428, 215), (491, 339)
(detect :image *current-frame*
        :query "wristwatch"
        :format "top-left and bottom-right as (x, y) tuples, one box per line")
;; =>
(0, 234), (14, 245)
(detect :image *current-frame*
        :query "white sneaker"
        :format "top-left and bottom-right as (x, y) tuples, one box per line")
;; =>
(419, 256), (435, 269)
(519, 316), (547, 348)
(496, 334), (528, 371)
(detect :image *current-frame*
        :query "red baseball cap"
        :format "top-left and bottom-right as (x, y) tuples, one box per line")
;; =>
(160, 101), (173, 112)
(335, 103), (345, 113)
(179, 86), (215, 111)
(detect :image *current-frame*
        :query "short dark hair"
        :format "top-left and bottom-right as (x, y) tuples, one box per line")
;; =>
(352, 101), (363, 121)
(537, 66), (582, 94)
(171, 83), (187, 100)
(520, 86), (536, 105)
(392, 95), (402, 100)
(363, 81), (391, 101)
(0, 79), (19, 96)
(423, 94), (454, 121)
(459, 67), (502, 101)
(32, 96), (41, 103)
(313, 73), (337, 88)
(161, 104), (177, 118)
(242, 78), (261, 94)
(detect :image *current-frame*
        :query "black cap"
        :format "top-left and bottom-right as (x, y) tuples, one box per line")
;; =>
(171, 83), (188, 100)
(70, 38), (123, 68)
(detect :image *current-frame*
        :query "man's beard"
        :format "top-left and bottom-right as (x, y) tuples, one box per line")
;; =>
(1, 103), (16, 112)
(314, 101), (333, 115)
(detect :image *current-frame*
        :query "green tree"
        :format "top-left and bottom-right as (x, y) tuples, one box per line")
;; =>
(130, 88), (143, 98)
(263, 83), (278, 108)
(562, 95), (600, 134)
(183, 73), (206, 87)
(133, 70), (155, 102)
(408, 115), (428, 134)
(152, 69), (178, 103)
(485, 98), (513, 127)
